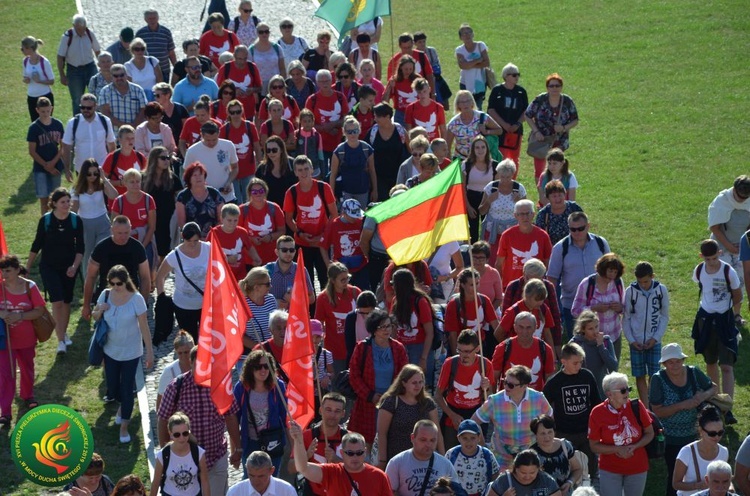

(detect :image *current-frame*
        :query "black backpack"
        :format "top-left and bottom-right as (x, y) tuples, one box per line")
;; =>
(160, 442), (201, 492)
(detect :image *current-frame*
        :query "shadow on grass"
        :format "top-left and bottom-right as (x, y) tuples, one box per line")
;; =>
(2, 171), (37, 216)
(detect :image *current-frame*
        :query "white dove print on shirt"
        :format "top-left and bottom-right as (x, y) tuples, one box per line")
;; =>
(319, 101), (342, 122)
(511, 241), (539, 268)
(299, 194), (323, 219)
(210, 40), (230, 57)
(222, 237), (244, 264)
(402, 311), (420, 338)
(510, 355), (542, 385)
(454, 371), (482, 400)
(415, 112), (436, 134)
(235, 132), (250, 155)
(397, 89), (418, 107)
(248, 213), (272, 236)
(233, 74), (251, 92)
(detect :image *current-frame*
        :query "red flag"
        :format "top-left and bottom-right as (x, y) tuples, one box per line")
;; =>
(0, 220), (8, 256)
(195, 240), (252, 414)
(280, 250), (316, 428)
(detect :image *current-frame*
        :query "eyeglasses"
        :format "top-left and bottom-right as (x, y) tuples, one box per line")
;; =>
(188, 65), (202, 71)
(131, 47), (145, 52)
(376, 322), (394, 330)
(253, 363), (270, 370)
(345, 129), (359, 135)
(79, 105), (95, 111)
(109, 280), (125, 286)
(612, 386), (632, 394)
(547, 84), (562, 88)
(703, 428), (725, 438)
(568, 225), (587, 232)
(87, 171), (100, 177)
(502, 379), (523, 389)
(223, 91), (235, 95)
(258, 29), (270, 34)
(270, 85), (285, 90)
(172, 431), (190, 438)
(159, 155), (170, 161)
(279, 247), (296, 253)
(228, 109), (243, 116)
(250, 188), (266, 195)
(343, 450), (365, 457)
(112, 73), (126, 78)
(281, 24), (293, 29)
(266, 147), (280, 153)
(508, 73), (520, 77)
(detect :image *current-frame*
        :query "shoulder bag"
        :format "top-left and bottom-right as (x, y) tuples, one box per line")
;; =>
(246, 389), (285, 458)
(175, 250), (204, 296)
(88, 290), (110, 366)
(527, 96), (564, 159)
(25, 281), (55, 342)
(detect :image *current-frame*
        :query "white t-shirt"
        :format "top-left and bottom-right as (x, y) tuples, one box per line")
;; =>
(124, 57), (159, 94)
(23, 56), (55, 97)
(226, 477), (297, 496)
(429, 241), (460, 276)
(484, 181), (527, 222)
(166, 242), (210, 310)
(157, 360), (183, 395)
(455, 41), (487, 94)
(156, 444), (206, 496)
(675, 441), (728, 496)
(99, 291), (147, 361)
(183, 139), (239, 201)
(278, 37), (309, 67)
(692, 261), (741, 314)
(71, 190), (108, 219)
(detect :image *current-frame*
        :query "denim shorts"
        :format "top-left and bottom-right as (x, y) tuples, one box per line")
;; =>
(34, 171), (62, 199)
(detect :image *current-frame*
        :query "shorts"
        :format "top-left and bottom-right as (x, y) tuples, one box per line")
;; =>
(34, 171), (62, 199)
(702, 327), (736, 366)
(39, 264), (77, 303)
(629, 344), (661, 377)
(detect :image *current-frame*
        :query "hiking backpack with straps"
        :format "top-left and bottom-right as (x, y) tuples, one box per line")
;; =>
(627, 280), (664, 312)
(109, 150), (146, 180)
(695, 261), (732, 300)
(159, 442), (201, 492)
(290, 180), (328, 220)
(65, 27), (93, 47)
(561, 234), (606, 260)
(43, 211), (79, 231)
(24, 55), (51, 80)
(499, 337), (547, 374)
(584, 274), (623, 307)
(232, 15), (260, 34)
(72, 113), (111, 148)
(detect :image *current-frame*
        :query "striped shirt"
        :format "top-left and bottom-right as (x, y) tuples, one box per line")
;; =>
(135, 24), (175, 74)
(244, 293), (278, 344)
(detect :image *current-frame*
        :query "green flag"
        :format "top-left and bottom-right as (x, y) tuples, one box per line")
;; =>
(314, 0), (390, 36)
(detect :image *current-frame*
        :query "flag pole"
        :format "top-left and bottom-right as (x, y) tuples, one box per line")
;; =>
(311, 345), (329, 446)
(470, 269), (487, 400)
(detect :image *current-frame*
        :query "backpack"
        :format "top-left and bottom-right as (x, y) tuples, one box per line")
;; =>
(289, 180), (328, 220)
(417, 295), (445, 351)
(222, 59), (259, 83)
(233, 15), (260, 34)
(627, 280), (664, 312)
(262, 119), (293, 139)
(159, 442), (201, 492)
(583, 274), (623, 307)
(447, 445), (495, 486)
(72, 113), (111, 148)
(630, 399), (665, 459)
(250, 42), (281, 60)
(306, 91), (348, 118)
(241, 201), (276, 224)
(43, 211), (79, 231)
(109, 149), (146, 180)
(223, 120), (256, 147)
(499, 337), (547, 375)
(23, 55), (51, 80)
(65, 27), (93, 47)
(695, 262), (731, 299)
(561, 234), (606, 260)
(115, 194), (152, 217)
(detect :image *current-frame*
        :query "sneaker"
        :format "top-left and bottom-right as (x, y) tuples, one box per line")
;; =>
(102, 395), (115, 403)
(63, 334), (73, 346)
(725, 410), (738, 425)
(56, 342), (67, 355)
(119, 433), (131, 443)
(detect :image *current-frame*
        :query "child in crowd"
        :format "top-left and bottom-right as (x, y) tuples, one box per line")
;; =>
(431, 137), (451, 169)
(311, 319), (334, 397)
(207, 204), (259, 281)
(623, 261), (670, 405)
(294, 109), (324, 176)
(445, 419), (499, 496)
(537, 147), (578, 206)
(350, 85), (377, 139)
(63, 452), (115, 495)
(322, 199), (368, 290)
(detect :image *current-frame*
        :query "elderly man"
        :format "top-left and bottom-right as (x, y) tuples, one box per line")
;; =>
(183, 121), (238, 202)
(216, 45), (262, 120)
(158, 346), (241, 496)
(173, 55), (220, 114)
(495, 199), (552, 289)
(708, 175), (750, 324)
(547, 211), (610, 339)
(305, 70), (349, 178)
(98, 64), (147, 129)
(695, 460), (739, 496)
(385, 420), (459, 496)
(57, 14), (100, 115)
(252, 309), (288, 381)
(135, 10), (177, 83)
(61, 93), (116, 177)
(105, 27), (134, 65)
(491, 311), (555, 391)
(227, 451), (296, 496)
(291, 421), (391, 494)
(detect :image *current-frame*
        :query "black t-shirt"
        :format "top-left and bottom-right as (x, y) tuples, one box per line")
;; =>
(26, 118), (65, 172)
(300, 49), (328, 71)
(487, 84), (529, 134)
(145, 172), (182, 222)
(542, 368), (602, 434)
(162, 103), (190, 147)
(91, 237), (147, 290)
(30, 214), (85, 269)
(173, 55), (214, 81)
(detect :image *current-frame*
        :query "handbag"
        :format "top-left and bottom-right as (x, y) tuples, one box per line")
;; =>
(630, 399), (665, 459)
(153, 292), (175, 346)
(25, 281), (54, 342)
(485, 66), (497, 89)
(526, 95), (565, 159)
(88, 290), (110, 366)
(247, 390), (285, 458)
(500, 131), (520, 149)
(479, 112), (503, 162)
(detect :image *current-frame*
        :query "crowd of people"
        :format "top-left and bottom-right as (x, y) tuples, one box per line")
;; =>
(7, 4), (750, 496)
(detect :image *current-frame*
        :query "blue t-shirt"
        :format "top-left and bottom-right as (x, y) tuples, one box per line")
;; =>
(740, 232), (750, 262)
(372, 342), (394, 393)
(27, 118), (65, 173)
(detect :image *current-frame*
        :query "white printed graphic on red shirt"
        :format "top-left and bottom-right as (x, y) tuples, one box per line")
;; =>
(248, 213), (272, 236)
(453, 371), (482, 400)
(511, 241), (539, 268)
(414, 112), (436, 134)
(299, 194), (323, 219)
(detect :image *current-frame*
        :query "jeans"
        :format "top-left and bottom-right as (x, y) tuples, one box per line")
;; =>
(233, 176), (252, 204)
(562, 307), (575, 342)
(66, 62), (96, 115)
(405, 343), (435, 392)
(103, 354), (140, 420)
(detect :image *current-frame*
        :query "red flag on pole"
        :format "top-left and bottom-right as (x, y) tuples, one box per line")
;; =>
(280, 249), (316, 429)
(195, 240), (252, 414)
(0, 220), (8, 256)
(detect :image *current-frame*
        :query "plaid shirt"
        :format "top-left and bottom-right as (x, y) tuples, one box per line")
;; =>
(347, 338), (408, 443)
(99, 82), (147, 125)
(157, 370), (240, 469)
(501, 277), (562, 344)
(474, 389), (552, 467)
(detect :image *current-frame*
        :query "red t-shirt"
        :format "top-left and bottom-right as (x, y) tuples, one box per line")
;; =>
(351, 106), (375, 140)
(437, 356), (494, 425)
(207, 225), (253, 280)
(443, 294), (497, 341)
(394, 294), (433, 345)
(257, 96), (300, 127)
(390, 78), (418, 113)
(239, 201), (285, 264)
(111, 193), (155, 232)
(0, 281), (45, 349)
(500, 300), (554, 340)
(283, 181), (336, 246)
(221, 121), (259, 178)
(216, 61), (262, 119)
(210, 100), (228, 122)
(323, 217), (365, 273)
(588, 400), (651, 475)
(387, 50), (434, 80)
(314, 286), (361, 360)
(405, 99), (446, 141)
(491, 337), (555, 391)
(305, 91), (350, 152)
(319, 463), (392, 495)
(496, 226), (552, 288)
(101, 150), (145, 196)
(180, 116), (223, 149)
(199, 29), (240, 67)
(260, 119), (296, 142)
(253, 338), (283, 364)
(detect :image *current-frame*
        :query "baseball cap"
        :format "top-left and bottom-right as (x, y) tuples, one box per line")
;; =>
(341, 198), (363, 218)
(457, 419), (481, 437)
(120, 27), (135, 43)
(310, 319), (324, 336)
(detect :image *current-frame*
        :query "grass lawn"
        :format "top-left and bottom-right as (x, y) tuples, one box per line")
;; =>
(0, 0), (749, 494)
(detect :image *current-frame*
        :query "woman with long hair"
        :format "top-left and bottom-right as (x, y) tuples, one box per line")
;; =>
(239, 267), (278, 355)
(91, 265), (153, 443)
(383, 55), (418, 126)
(376, 364), (444, 468)
(314, 262), (362, 374)
(392, 268), (436, 382)
(255, 136), (295, 208)
(233, 349), (288, 476)
(463, 135), (497, 242)
(27, 188), (84, 354)
(143, 147), (181, 268)
(444, 267), (499, 356)
(211, 79), (237, 122)
(111, 474), (147, 496)
(71, 158), (118, 270)
(0, 255), (46, 426)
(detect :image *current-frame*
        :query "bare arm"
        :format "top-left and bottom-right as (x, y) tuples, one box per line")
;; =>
(651, 382), (718, 418)
(376, 408), (393, 469)
(138, 312), (154, 369)
(428, 408), (445, 454)
(290, 421), (324, 483)
(735, 461), (750, 496)
(155, 258), (174, 295)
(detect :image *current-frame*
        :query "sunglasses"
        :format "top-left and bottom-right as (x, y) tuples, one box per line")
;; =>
(80, 105), (95, 110)
(112, 73), (126, 78)
(704, 428), (725, 438)
(258, 30), (270, 34)
(172, 431), (190, 438)
(87, 171), (100, 177)
(339, 74), (351, 79)
(188, 65), (202, 71)
(279, 247), (296, 253)
(412, 152), (424, 157)
(266, 147), (280, 153)
(250, 188), (266, 195)
(109, 281), (125, 286)
(270, 85), (285, 90)
(131, 47), (145, 52)
(281, 24), (293, 29)
(253, 363), (270, 370)
(547, 84), (562, 88)
(345, 129), (359, 135)
(242, 8), (253, 13)
(613, 386), (632, 394)
(228, 109), (242, 115)
(569, 225), (587, 232)
(158, 155), (171, 161)
(343, 450), (365, 457)
(502, 379), (523, 389)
